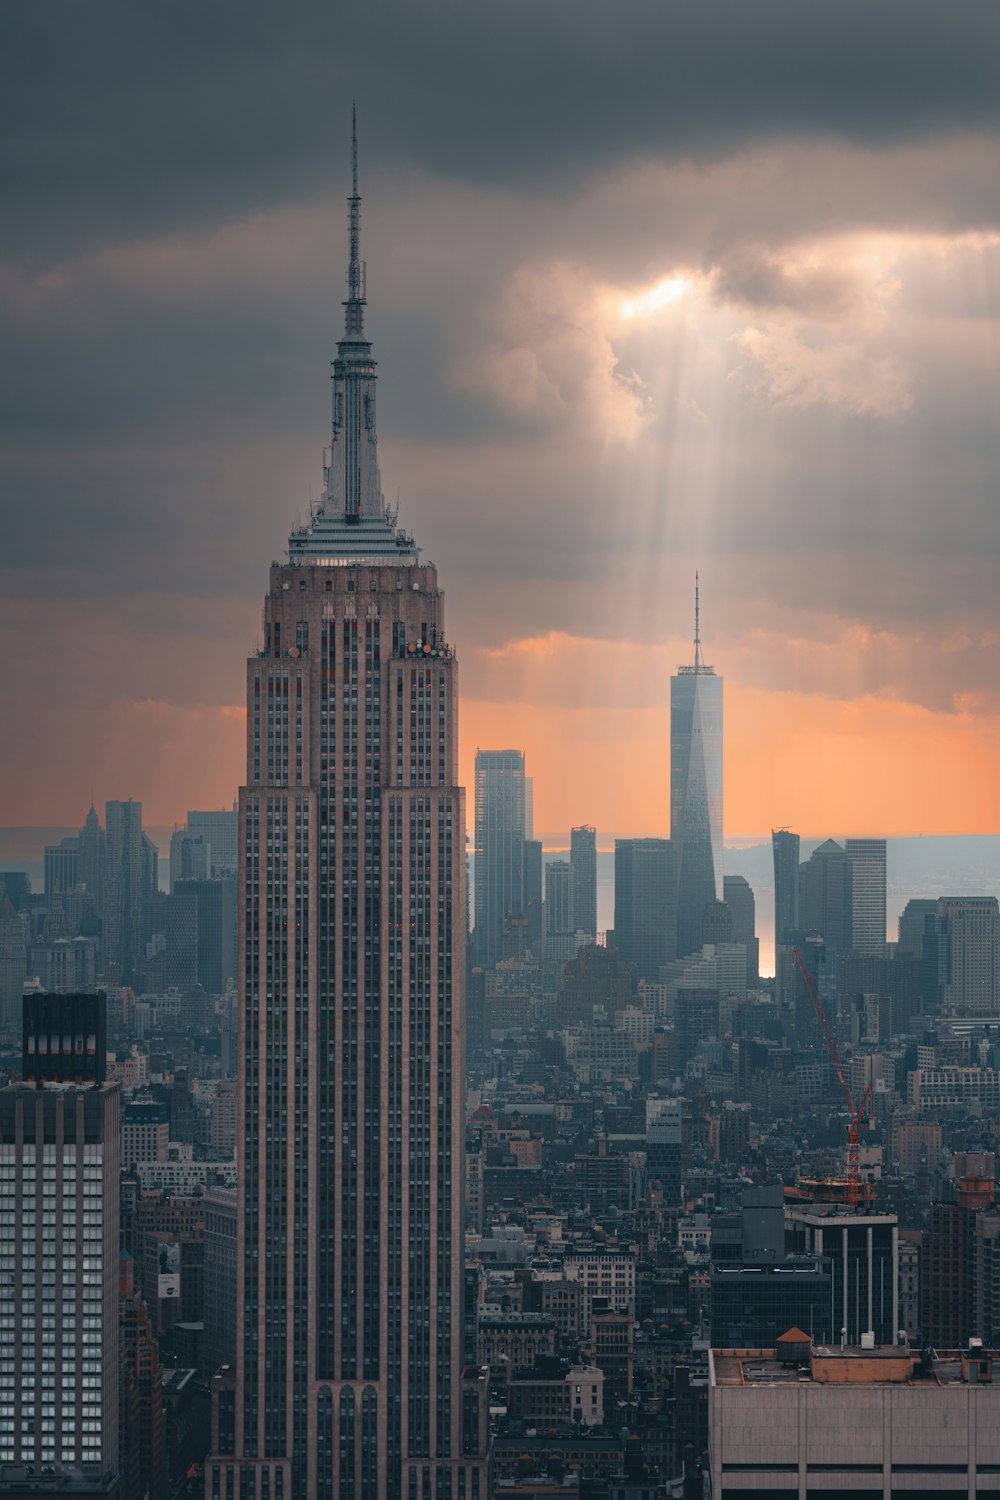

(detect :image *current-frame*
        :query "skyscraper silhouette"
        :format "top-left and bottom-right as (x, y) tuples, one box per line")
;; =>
(570, 825), (598, 942)
(208, 121), (486, 1500)
(771, 828), (800, 970)
(846, 837), (888, 956)
(473, 749), (526, 967)
(103, 799), (157, 987)
(670, 579), (723, 958)
(612, 838), (676, 981)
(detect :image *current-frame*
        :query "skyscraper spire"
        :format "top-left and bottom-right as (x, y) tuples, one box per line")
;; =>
(290, 106), (413, 549)
(694, 571), (701, 671)
(672, 574), (724, 956)
(344, 100), (366, 337)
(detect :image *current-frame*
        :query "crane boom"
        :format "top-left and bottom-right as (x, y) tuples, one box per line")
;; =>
(793, 947), (873, 1209)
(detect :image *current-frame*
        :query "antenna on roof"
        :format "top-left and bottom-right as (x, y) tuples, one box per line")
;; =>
(694, 572), (701, 670)
(344, 102), (366, 333)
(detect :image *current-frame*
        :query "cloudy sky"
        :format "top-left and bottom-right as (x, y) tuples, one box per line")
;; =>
(3, 1), (999, 838)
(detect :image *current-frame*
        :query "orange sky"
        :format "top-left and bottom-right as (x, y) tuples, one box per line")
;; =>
(462, 684), (1000, 838)
(16, 674), (994, 840)
(4, 134), (1000, 841)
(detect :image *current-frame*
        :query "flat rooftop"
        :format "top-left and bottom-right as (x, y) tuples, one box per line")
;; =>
(711, 1345), (992, 1388)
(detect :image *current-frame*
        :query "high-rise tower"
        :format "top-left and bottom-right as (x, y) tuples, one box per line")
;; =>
(570, 825), (598, 943)
(845, 836), (887, 956)
(103, 799), (157, 987)
(207, 121), (487, 1500)
(771, 828), (800, 971)
(0, 995), (120, 1489)
(473, 750), (526, 968)
(670, 578), (723, 959)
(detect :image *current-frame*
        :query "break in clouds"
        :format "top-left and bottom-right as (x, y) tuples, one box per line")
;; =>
(2, 1), (999, 826)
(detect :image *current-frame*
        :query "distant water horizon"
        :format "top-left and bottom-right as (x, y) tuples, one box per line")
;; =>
(4, 827), (999, 980)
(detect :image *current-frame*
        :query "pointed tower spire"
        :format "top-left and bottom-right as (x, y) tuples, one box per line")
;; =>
(344, 101), (366, 337)
(694, 571), (701, 671)
(290, 105), (416, 553)
(679, 571), (713, 675)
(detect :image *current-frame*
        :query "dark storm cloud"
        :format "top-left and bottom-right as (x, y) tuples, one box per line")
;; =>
(3, 1), (1000, 254)
(3, 2), (1000, 828)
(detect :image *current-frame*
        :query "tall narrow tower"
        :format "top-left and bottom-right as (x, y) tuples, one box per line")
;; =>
(670, 577), (724, 959)
(207, 120), (487, 1500)
(473, 749), (526, 968)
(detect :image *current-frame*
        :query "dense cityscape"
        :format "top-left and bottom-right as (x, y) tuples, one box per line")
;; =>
(5, 6), (1000, 1499)
(1, 120), (1000, 1500)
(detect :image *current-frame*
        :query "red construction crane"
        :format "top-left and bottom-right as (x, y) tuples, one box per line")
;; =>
(793, 948), (874, 1209)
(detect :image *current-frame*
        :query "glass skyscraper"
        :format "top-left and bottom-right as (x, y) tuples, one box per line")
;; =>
(570, 825), (597, 942)
(845, 836), (888, 956)
(473, 750), (526, 968)
(771, 827), (801, 969)
(670, 581), (723, 959)
(208, 125), (487, 1500)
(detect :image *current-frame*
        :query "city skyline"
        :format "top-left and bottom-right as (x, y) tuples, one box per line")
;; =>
(4, 12), (1000, 1500)
(207, 131), (485, 1497)
(3, 5), (1000, 839)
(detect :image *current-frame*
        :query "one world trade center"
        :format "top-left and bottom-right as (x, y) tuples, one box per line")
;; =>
(670, 578), (724, 958)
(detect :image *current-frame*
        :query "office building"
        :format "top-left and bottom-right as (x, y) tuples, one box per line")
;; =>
(77, 806), (107, 907)
(44, 836), (79, 898)
(0, 894), (26, 1031)
(207, 127), (486, 1498)
(28, 936), (97, 994)
(506, 1359), (604, 1427)
(557, 944), (638, 1028)
(570, 826), (597, 942)
(0, 876), (29, 914)
(122, 1100), (169, 1170)
(674, 987), (720, 1070)
(544, 859), (575, 961)
(163, 893), (198, 992)
(722, 873), (758, 987)
(474, 750), (527, 967)
(22, 991), (106, 1085)
(563, 1247), (636, 1331)
(119, 1249), (165, 1500)
(846, 837), (887, 955)
(710, 1187), (834, 1347)
(203, 1185), (237, 1384)
(709, 1340), (1000, 1500)
(924, 1170), (997, 1349)
(798, 838), (851, 953)
(523, 839), (543, 957)
(771, 828), (800, 966)
(937, 896), (1000, 1014)
(711, 1261), (832, 1349)
(896, 897), (937, 959)
(169, 831), (211, 891)
(670, 578), (723, 958)
(645, 1097), (683, 1203)
(701, 899), (732, 947)
(103, 801), (157, 988)
(613, 838), (675, 981)
(0, 997), (120, 1485)
(835, 950), (921, 1036)
(186, 806), (238, 876)
(174, 877), (237, 995)
(786, 1205), (898, 1346)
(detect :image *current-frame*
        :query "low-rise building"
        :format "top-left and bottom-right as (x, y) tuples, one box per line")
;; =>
(478, 1312), (556, 1371)
(506, 1357), (605, 1427)
(709, 1339), (1000, 1498)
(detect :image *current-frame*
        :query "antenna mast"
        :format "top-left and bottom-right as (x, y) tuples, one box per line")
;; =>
(345, 102), (366, 334)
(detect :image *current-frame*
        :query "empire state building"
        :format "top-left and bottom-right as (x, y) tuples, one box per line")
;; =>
(208, 125), (487, 1500)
